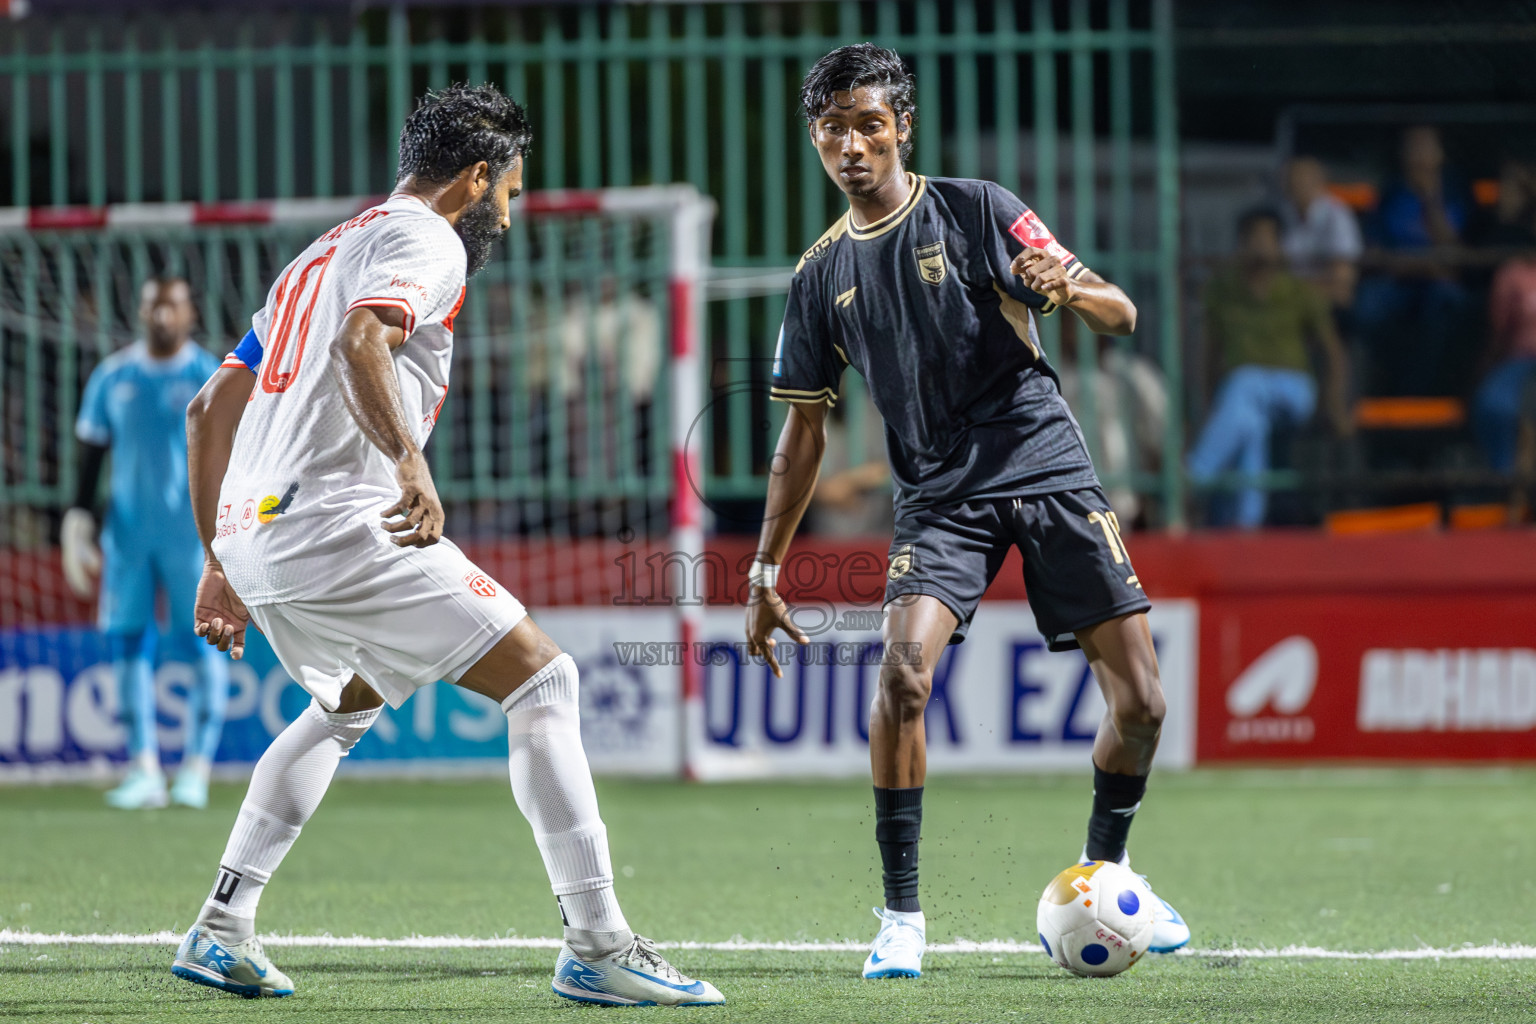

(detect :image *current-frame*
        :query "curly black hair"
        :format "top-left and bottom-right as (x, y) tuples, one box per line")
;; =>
(396, 83), (533, 187)
(800, 43), (917, 163)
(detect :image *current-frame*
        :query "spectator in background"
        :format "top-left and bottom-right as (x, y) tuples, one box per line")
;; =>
(1468, 159), (1536, 249)
(521, 279), (662, 486)
(1354, 125), (1475, 395)
(1187, 209), (1352, 529)
(1280, 156), (1362, 309)
(1472, 252), (1536, 472)
(1377, 126), (1469, 249)
(1057, 332), (1168, 527)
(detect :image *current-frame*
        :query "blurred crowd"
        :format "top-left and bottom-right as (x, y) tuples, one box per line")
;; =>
(1187, 125), (1536, 527)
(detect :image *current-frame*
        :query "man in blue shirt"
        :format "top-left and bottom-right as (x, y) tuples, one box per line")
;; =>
(63, 276), (228, 809)
(1354, 125), (1474, 395)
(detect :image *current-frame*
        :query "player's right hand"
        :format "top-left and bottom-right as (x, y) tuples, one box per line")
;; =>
(194, 559), (250, 660)
(60, 507), (102, 599)
(745, 586), (810, 679)
(382, 452), (444, 548)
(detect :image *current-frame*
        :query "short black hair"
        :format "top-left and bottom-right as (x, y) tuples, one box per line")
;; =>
(800, 44), (917, 163)
(1236, 205), (1283, 238)
(396, 83), (532, 187)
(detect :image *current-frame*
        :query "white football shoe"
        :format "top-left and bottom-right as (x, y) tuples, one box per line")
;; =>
(171, 923), (295, 998)
(551, 935), (723, 1006)
(1082, 848), (1191, 953)
(862, 907), (925, 979)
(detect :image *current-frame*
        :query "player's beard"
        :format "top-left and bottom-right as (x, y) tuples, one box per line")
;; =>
(455, 190), (504, 278)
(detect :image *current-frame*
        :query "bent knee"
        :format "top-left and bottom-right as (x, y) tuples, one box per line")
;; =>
(877, 663), (933, 719)
(1112, 673), (1166, 733)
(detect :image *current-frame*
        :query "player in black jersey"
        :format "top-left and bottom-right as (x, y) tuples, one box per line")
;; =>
(744, 44), (1189, 978)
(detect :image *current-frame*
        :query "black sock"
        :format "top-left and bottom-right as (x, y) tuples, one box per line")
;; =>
(1085, 766), (1148, 864)
(873, 786), (923, 913)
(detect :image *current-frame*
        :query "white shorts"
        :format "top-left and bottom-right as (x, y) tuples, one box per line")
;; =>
(247, 537), (527, 710)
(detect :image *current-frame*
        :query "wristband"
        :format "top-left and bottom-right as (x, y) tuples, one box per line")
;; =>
(748, 559), (780, 590)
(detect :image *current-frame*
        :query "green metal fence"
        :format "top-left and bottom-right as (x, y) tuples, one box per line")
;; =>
(0, 1), (1181, 525)
(0, 211), (681, 544)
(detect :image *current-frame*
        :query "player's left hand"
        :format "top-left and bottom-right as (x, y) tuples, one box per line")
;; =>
(194, 559), (250, 660)
(745, 586), (810, 679)
(382, 452), (444, 547)
(1012, 249), (1075, 308)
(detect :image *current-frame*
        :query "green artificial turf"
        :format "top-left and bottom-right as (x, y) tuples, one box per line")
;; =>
(4, 769), (1536, 1022)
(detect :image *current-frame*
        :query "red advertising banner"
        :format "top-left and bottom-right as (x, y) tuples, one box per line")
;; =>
(1198, 595), (1536, 761)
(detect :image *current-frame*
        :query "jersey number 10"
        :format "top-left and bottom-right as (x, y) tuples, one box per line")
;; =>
(261, 245), (337, 394)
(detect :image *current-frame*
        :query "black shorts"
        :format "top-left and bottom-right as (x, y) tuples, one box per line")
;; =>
(882, 487), (1151, 652)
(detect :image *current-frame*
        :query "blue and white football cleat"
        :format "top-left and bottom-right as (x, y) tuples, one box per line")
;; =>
(104, 767), (167, 810)
(862, 907), (925, 979)
(551, 935), (723, 1006)
(1146, 888), (1191, 954)
(1082, 849), (1191, 953)
(171, 924), (294, 998)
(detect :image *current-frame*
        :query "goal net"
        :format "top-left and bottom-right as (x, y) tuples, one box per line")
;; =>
(0, 188), (711, 778)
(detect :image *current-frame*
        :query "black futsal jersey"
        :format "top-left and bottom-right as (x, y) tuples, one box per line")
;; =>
(771, 173), (1100, 513)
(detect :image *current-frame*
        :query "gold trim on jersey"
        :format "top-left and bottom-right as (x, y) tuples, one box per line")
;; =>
(796, 214), (851, 273)
(992, 282), (1041, 360)
(769, 384), (839, 407)
(845, 173), (927, 241)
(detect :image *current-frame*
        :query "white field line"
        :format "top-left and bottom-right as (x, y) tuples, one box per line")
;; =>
(3, 930), (1536, 961)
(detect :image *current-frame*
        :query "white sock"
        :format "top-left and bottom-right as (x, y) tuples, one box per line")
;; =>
(502, 653), (631, 959)
(198, 699), (379, 938)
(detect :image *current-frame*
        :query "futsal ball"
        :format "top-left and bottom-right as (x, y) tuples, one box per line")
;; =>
(1036, 860), (1155, 977)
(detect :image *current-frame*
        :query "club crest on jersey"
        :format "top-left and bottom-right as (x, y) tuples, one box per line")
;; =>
(463, 572), (497, 598)
(913, 241), (948, 286)
(888, 544), (914, 580)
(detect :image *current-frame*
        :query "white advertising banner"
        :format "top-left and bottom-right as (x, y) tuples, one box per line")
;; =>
(541, 608), (684, 777)
(683, 600), (1198, 780)
(0, 604), (1193, 780)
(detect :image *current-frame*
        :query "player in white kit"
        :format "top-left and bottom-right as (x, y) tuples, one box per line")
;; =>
(168, 84), (723, 1007)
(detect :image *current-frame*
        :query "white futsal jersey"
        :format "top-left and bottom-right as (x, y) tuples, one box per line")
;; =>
(213, 193), (468, 606)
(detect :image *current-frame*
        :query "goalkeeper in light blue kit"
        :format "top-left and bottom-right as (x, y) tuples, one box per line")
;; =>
(62, 276), (228, 809)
